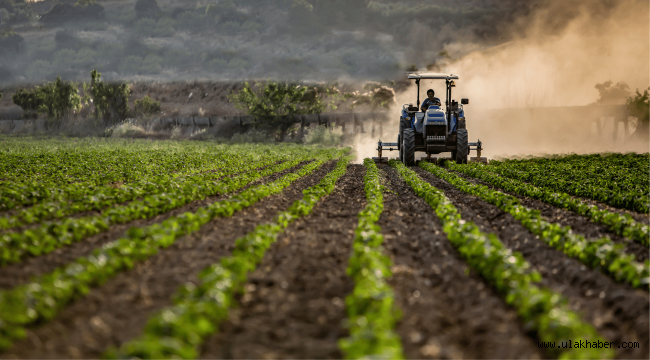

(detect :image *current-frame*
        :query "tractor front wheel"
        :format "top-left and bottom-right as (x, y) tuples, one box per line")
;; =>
(455, 128), (469, 164)
(402, 128), (416, 166)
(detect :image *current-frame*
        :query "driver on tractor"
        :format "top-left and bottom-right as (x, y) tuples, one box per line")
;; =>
(421, 89), (441, 112)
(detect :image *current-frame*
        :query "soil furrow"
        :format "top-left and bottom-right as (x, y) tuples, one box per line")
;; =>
(451, 169), (648, 261)
(378, 164), (543, 359)
(414, 167), (650, 359)
(199, 164), (366, 359)
(0, 160), (337, 359)
(0, 160), (310, 291)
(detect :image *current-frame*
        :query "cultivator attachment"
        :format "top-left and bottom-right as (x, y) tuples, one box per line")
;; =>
(469, 139), (488, 164)
(374, 139), (488, 164)
(372, 140), (398, 163)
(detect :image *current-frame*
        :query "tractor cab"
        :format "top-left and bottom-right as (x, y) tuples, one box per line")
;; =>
(374, 72), (487, 165)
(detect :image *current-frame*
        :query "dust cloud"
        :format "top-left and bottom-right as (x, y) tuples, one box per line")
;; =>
(354, 0), (649, 161)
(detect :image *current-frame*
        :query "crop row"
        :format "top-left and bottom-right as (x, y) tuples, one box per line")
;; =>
(490, 153), (649, 189)
(487, 154), (649, 213)
(0, 143), (307, 211)
(0, 148), (338, 266)
(0, 138), (253, 186)
(0, 151), (346, 351)
(390, 160), (611, 359)
(338, 159), (403, 359)
(420, 162), (649, 289)
(0, 155), (280, 230)
(447, 162), (649, 247)
(106, 156), (352, 359)
(0, 140), (228, 186)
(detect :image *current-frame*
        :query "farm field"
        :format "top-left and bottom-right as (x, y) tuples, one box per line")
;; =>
(0, 137), (648, 359)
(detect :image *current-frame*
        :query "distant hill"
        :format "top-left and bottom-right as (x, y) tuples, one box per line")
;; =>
(0, 0), (539, 84)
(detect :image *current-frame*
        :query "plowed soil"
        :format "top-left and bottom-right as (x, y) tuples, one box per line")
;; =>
(0, 160), (647, 360)
(414, 167), (649, 359)
(379, 164), (543, 359)
(1, 161), (336, 359)
(200, 164), (366, 359)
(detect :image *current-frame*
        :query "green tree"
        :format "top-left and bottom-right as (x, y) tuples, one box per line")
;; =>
(90, 69), (130, 123)
(627, 88), (649, 139)
(229, 81), (338, 140)
(12, 77), (82, 120)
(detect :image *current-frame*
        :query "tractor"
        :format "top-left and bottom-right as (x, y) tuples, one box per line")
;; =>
(374, 73), (487, 165)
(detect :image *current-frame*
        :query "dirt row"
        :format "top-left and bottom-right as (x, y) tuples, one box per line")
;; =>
(377, 163), (544, 359)
(1, 162), (648, 359)
(450, 169), (648, 262)
(200, 164), (367, 359)
(1, 160), (337, 358)
(413, 167), (649, 359)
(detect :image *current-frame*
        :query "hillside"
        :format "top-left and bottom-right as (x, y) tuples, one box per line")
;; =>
(0, 0), (538, 85)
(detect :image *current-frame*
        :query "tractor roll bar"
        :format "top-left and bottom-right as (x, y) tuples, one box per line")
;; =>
(407, 73), (459, 80)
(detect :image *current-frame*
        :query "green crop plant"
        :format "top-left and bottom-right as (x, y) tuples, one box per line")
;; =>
(0, 154), (280, 231)
(0, 150), (348, 350)
(0, 149), (336, 265)
(448, 162), (649, 247)
(105, 156), (352, 359)
(0, 140), (293, 210)
(390, 160), (612, 359)
(421, 161), (649, 289)
(487, 153), (649, 213)
(338, 158), (403, 359)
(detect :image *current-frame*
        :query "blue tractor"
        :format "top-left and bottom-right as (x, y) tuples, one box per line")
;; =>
(375, 72), (486, 165)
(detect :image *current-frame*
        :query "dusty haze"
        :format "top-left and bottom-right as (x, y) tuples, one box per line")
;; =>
(354, 0), (649, 161)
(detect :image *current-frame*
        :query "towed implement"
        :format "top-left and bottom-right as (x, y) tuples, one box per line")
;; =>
(374, 73), (487, 165)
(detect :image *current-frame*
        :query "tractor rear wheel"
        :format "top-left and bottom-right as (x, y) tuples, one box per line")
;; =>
(455, 129), (468, 164)
(402, 128), (416, 166)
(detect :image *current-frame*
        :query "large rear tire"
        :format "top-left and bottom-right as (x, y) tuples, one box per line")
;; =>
(455, 129), (468, 164)
(402, 128), (416, 166)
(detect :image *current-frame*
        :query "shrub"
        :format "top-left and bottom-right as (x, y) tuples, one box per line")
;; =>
(134, 95), (161, 117)
(90, 69), (130, 123)
(12, 77), (82, 120)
